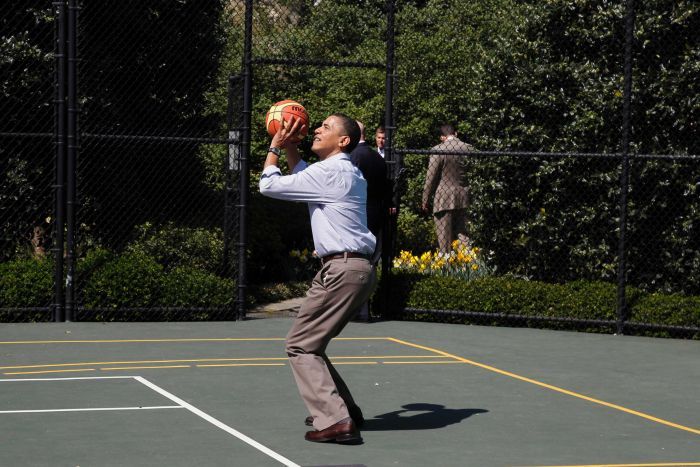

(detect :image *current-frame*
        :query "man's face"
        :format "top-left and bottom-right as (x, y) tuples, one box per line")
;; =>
(312, 116), (347, 159)
(375, 131), (386, 149)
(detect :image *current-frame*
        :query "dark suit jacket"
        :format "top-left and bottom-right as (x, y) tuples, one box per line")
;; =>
(350, 141), (389, 239)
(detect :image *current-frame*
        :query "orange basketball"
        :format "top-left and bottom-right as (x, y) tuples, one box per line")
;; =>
(265, 100), (309, 138)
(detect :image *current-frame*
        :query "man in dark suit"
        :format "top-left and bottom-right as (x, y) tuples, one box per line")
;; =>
(351, 121), (389, 245)
(350, 121), (389, 321)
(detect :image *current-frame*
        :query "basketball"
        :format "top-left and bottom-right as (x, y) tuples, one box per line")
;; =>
(265, 100), (309, 138)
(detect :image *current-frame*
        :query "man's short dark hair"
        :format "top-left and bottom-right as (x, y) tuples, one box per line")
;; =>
(439, 124), (456, 137)
(332, 113), (361, 153)
(376, 125), (385, 134)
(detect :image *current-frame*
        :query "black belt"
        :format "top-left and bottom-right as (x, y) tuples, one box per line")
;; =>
(321, 252), (370, 263)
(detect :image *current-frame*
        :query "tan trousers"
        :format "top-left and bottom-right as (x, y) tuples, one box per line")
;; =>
(285, 256), (376, 430)
(434, 209), (468, 253)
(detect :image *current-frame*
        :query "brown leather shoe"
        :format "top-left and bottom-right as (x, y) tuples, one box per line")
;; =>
(305, 419), (362, 444)
(305, 406), (364, 428)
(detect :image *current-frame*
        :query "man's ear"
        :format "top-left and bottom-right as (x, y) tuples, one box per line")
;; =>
(338, 135), (351, 150)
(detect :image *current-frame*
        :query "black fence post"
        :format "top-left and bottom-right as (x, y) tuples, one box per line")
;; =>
(224, 74), (242, 284)
(53, 0), (67, 322)
(236, 0), (254, 321)
(380, 0), (397, 321)
(616, 0), (636, 335)
(64, 0), (79, 321)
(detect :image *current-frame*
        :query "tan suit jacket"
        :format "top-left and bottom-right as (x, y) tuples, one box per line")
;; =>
(422, 136), (473, 213)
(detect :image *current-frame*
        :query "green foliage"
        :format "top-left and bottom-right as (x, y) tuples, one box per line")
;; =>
(127, 222), (224, 274)
(632, 293), (700, 332)
(81, 249), (235, 311)
(161, 266), (234, 307)
(395, 205), (435, 254)
(82, 251), (164, 308)
(1, 2), (55, 261)
(388, 272), (699, 337)
(0, 257), (53, 307)
(203, 0), (699, 294)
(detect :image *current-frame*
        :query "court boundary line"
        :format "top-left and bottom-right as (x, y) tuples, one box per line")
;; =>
(518, 463), (700, 467)
(0, 406), (183, 414)
(388, 337), (700, 437)
(0, 375), (301, 467)
(3, 337), (698, 437)
(133, 376), (300, 467)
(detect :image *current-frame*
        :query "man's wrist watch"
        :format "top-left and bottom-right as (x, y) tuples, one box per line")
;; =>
(268, 147), (281, 156)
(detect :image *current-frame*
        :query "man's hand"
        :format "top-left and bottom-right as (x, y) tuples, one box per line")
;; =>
(271, 116), (306, 150)
(265, 116), (307, 171)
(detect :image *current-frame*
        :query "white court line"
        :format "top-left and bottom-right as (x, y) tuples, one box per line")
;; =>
(133, 376), (301, 467)
(0, 375), (301, 467)
(0, 376), (136, 382)
(0, 406), (183, 414)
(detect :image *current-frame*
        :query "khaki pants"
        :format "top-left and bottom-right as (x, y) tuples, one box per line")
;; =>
(285, 256), (376, 430)
(434, 209), (468, 253)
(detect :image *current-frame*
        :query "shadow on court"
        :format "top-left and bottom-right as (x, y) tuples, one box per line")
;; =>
(363, 403), (488, 431)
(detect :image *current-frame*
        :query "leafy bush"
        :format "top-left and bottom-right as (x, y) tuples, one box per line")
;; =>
(160, 266), (234, 307)
(127, 222), (225, 274)
(0, 257), (53, 307)
(386, 272), (699, 337)
(82, 250), (164, 308)
(632, 293), (700, 331)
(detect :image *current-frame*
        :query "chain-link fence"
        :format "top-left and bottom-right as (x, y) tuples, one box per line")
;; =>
(1, 1), (698, 336)
(387, 0), (699, 337)
(1, 1), (240, 322)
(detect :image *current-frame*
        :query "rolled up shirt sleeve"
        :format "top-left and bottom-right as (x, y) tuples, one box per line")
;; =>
(259, 160), (332, 203)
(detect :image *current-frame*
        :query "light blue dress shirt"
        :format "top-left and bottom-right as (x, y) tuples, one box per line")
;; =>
(259, 153), (376, 258)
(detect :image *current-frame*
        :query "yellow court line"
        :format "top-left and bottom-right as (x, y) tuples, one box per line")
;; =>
(0, 357), (287, 370)
(100, 365), (190, 371)
(388, 337), (700, 437)
(0, 355), (441, 371)
(520, 463), (700, 467)
(196, 363), (285, 368)
(0, 337), (390, 345)
(382, 361), (463, 364)
(3, 368), (96, 376)
(332, 362), (379, 365)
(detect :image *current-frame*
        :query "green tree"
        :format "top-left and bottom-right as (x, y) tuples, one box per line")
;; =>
(0, 2), (54, 261)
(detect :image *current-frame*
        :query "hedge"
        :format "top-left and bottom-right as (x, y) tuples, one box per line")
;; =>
(0, 257), (54, 307)
(382, 273), (699, 338)
(2, 256), (699, 338)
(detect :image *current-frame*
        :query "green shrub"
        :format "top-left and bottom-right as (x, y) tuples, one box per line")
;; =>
(395, 207), (435, 255)
(388, 272), (699, 337)
(0, 257), (53, 307)
(82, 251), (163, 308)
(160, 266), (235, 307)
(77, 247), (115, 285)
(128, 222), (224, 273)
(632, 293), (700, 331)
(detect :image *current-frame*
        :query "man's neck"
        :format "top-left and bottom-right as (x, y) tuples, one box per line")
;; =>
(319, 149), (344, 161)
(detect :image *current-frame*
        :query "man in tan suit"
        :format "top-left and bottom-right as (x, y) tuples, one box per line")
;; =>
(422, 124), (473, 253)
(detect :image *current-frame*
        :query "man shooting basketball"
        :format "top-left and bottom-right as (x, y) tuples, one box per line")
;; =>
(259, 113), (375, 445)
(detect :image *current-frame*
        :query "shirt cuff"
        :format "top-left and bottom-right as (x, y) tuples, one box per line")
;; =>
(262, 165), (281, 177)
